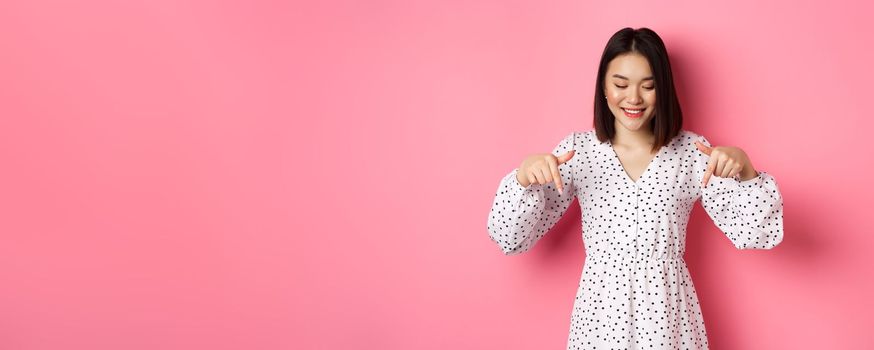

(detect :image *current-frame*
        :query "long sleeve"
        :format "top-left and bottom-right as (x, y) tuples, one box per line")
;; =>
(694, 135), (784, 250)
(486, 132), (578, 255)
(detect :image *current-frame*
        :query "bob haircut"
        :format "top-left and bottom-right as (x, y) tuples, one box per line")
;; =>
(593, 27), (683, 153)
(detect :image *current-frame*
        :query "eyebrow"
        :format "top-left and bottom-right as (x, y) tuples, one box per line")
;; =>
(612, 74), (654, 81)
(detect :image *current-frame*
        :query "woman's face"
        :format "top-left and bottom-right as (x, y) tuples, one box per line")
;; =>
(603, 53), (657, 132)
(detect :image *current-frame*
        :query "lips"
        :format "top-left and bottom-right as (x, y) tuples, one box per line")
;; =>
(622, 108), (644, 118)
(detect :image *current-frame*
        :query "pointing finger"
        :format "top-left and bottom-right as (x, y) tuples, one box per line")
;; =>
(547, 156), (564, 195)
(702, 157), (716, 188)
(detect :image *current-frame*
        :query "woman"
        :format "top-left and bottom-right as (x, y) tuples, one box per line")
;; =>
(486, 27), (784, 349)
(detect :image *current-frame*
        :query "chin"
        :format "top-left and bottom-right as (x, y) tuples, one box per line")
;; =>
(615, 114), (653, 129)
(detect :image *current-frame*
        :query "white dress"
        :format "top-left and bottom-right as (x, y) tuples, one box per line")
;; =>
(487, 129), (784, 349)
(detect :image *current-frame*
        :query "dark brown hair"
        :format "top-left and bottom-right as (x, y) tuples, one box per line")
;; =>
(593, 27), (683, 152)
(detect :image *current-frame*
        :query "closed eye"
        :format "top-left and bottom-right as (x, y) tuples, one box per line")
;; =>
(614, 84), (655, 90)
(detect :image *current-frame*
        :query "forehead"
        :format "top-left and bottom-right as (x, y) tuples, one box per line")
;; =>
(606, 53), (652, 79)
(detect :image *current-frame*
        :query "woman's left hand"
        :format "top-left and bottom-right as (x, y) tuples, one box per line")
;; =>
(694, 140), (757, 188)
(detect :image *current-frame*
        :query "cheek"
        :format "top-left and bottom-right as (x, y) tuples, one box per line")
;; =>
(606, 91), (624, 104)
(645, 92), (656, 104)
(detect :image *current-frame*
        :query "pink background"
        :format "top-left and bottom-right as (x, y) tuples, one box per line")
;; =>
(1, 0), (872, 349)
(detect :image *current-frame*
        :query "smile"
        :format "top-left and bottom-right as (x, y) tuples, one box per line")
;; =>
(622, 108), (645, 118)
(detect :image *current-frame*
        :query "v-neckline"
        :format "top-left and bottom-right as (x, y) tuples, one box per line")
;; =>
(606, 138), (666, 186)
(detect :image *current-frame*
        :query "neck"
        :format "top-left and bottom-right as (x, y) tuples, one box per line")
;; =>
(612, 122), (655, 147)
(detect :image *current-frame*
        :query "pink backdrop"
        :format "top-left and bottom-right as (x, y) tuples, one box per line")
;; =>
(1, 0), (872, 349)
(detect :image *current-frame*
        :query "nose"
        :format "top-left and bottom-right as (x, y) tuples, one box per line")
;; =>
(627, 90), (642, 104)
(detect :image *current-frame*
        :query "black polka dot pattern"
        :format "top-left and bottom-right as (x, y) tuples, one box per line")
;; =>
(487, 129), (785, 349)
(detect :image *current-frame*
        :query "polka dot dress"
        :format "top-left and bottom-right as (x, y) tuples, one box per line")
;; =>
(487, 129), (784, 349)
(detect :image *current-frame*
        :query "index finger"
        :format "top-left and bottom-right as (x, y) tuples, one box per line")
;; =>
(547, 156), (564, 195)
(702, 157), (716, 188)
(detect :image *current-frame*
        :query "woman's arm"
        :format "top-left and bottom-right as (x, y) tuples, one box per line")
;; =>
(486, 132), (579, 255)
(695, 135), (784, 250)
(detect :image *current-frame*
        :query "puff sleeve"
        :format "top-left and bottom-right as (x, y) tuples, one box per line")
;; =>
(694, 135), (784, 250)
(486, 132), (578, 255)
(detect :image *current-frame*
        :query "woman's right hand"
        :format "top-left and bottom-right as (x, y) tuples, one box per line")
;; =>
(516, 149), (576, 194)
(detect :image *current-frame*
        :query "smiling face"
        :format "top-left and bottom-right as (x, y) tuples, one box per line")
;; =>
(603, 53), (657, 133)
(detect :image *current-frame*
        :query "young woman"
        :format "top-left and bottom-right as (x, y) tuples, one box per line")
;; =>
(486, 27), (784, 349)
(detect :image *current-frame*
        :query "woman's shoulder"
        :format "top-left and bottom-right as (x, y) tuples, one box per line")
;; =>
(573, 129), (601, 150)
(677, 129), (706, 146)
(576, 129), (598, 143)
(557, 129), (594, 142)
(680, 129), (720, 141)
(677, 129), (699, 139)
(675, 129), (709, 163)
